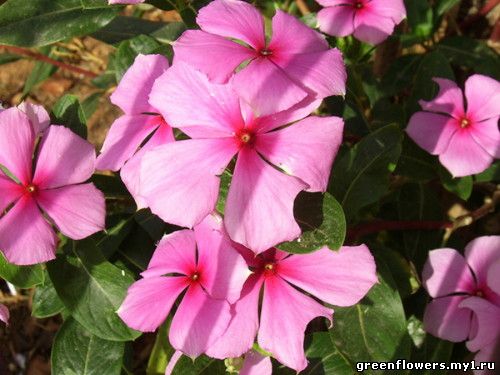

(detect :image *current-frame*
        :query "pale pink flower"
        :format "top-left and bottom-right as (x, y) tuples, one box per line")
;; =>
(96, 54), (174, 207)
(108, 0), (144, 4)
(143, 63), (344, 253)
(206, 244), (377, 372)
(422, 236), (500, 346)
(317, 0), (406, 45)
(407, 75), (500, 177)
(0, 303), (8, 325)
(240, 351), (272, 375)
(174, 0), (346, 115)
(0, 108), (105, 265)
(117, 214), (250, 358)
(18, 102), (50, 134)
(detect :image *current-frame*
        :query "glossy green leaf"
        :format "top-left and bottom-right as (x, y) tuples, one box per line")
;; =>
(51, 94), (88, 139)
(0, 253), (44, 288)
(32, 272), (65, 318)
(22, 46), (58, 96)
(279, 192), (346, 254)
(475, 161), (500, 182)
(330, 124), (403, 223)
(0, 0), (117, 47)
(395, 137), (437, 181)
(439, 167), (473, 201)
(52, 318), (125, 375)
(47, 240), (140, 341)
(113, 35), (160, 81)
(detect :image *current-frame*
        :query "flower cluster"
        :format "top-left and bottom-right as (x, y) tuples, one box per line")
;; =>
(422, 236), (500, 372)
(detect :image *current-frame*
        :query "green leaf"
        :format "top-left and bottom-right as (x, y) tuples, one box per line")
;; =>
(97, 215), (135, 259)
(47, 240), (141, 341)
(329, 259), (410, 373)
(90, 174), (129, 198)
(0, 253), (44, 288)
(437, 37), (500, 80)
(146, 0), (177, 11)
(435, 0), (460, 15)
(22, 46), (58, 96)
(52, 318), (125, 375)
(51, 95), (88, 139)
(0, 0), (117, 47)
(439, 167), (473, 200)
(330, 124), (403, 223)
(403, 0), (433, 41)
(0, 52), (20, 65)
(81, 92), (102, 119)
(279, 192), (346, 254)
(395, 137), (437, 181)
(113, 35), (160, 81)
(216, 170), (232, 213)
(475, 161), (500, 182)
(32, 272), (65, 318)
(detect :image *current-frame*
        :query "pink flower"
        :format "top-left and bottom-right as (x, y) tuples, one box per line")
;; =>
(174, 0), (346, 115)
(142, 63), (344, 253)
(240, 351), (272, 375)
(422, 236), (500, 346)
(108, 0), (144, 4)
(96, 54), (174, 207)
(117, 214), (250, 358)
(0, 108), (105, 265)
(0, 303), (8, 325)
(206, 244), (377, 372)
(317, 0), (406, 45)
(17, 102), (50, 134)
(407, 75), (500, 177)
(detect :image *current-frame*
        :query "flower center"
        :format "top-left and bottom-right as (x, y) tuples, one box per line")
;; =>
(236, 129), (255, 148)
(354, 0), (363, 9)
(264, 263), (274, 271)
(475, 289), (484, 298)
(190, 272), (200, 281)
(460, 118), (470, 128)
(259, 49), (273, 57)
(25, 184), (37, 194)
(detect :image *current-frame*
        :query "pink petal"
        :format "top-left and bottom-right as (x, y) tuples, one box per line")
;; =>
(96, 115), (159, 171)
(118, 276), (188, 332)
(109, 0), (144, 3)
(256, 116), (344, 192)
(317, 6), (356, 37)
(468, 117), (500, 159)
(169, 283), (232, 358)
(196, 0), (265, 50)
(272, 49), (347, 99)
(254, 96), (322, 134)
(111, 54), (169, 115)
(0, 174), (23, 212)
(406, 112), (458, 155)
(225, 149), (307, 254)
(439, 129), (494, 177)
(194, 214), (251, 303)
(473, 343), (500, 375)
(269, 10), (328, 54)
(258, 275), (333, 372)
(422, 248), (476, 298)
(173, 30), (255, 83)
(487, 259), (500, 295)
(464, 236), (500, 287)
(459, 297), (500, 352)
(353, 6), (398, 44)
(206, 275), (262, 359)
(141, 230), (197, 279)
(149, 63), (244, 137)
(36, 184), (105, 240)
(423, 295), (471, 342)
(165, 350), (183, 375)
(140, 138), (238, 228)
(278, 245), (377, 306)
(240, 350), (272, 375)
(120, 124), (174, 209)
(418, 78), (465, 118)
(233, 58), (309, 117)
(0, 304), (8, 325)
(0, 195), (57, 265)
(18, 102), (50, 134)
(33, 126), (96, 189)
(371, 0), (407, 23)
(465, 74), (500, 122)
(0, 108), (34, 185)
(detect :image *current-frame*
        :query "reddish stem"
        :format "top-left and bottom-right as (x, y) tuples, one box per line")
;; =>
(0, 45), (98, 79)
(347, 220), (453, 242)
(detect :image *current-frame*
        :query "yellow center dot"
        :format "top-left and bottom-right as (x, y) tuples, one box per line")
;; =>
(191, 273), (199, 281)
(460, 119), (470, 128)
(26, 185), (36, 193)
(264, 263), (274, 271)
(260, 49), (272, 56)
(240, 133), (252, 143)
(475, 290), (483, 298)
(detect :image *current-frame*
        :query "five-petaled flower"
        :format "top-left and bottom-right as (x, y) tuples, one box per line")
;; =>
(141, 63), (344, 253)
(96, 54), (174, 207)
(206, 244), (377, 372)
(0, 107), (105, 265)
(316, 0), (406, 45)
(407, 75), (500, 177)
(118, 214), (250, 359)
(174, 0), (346, 115)
(422, 236), (500, 372)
